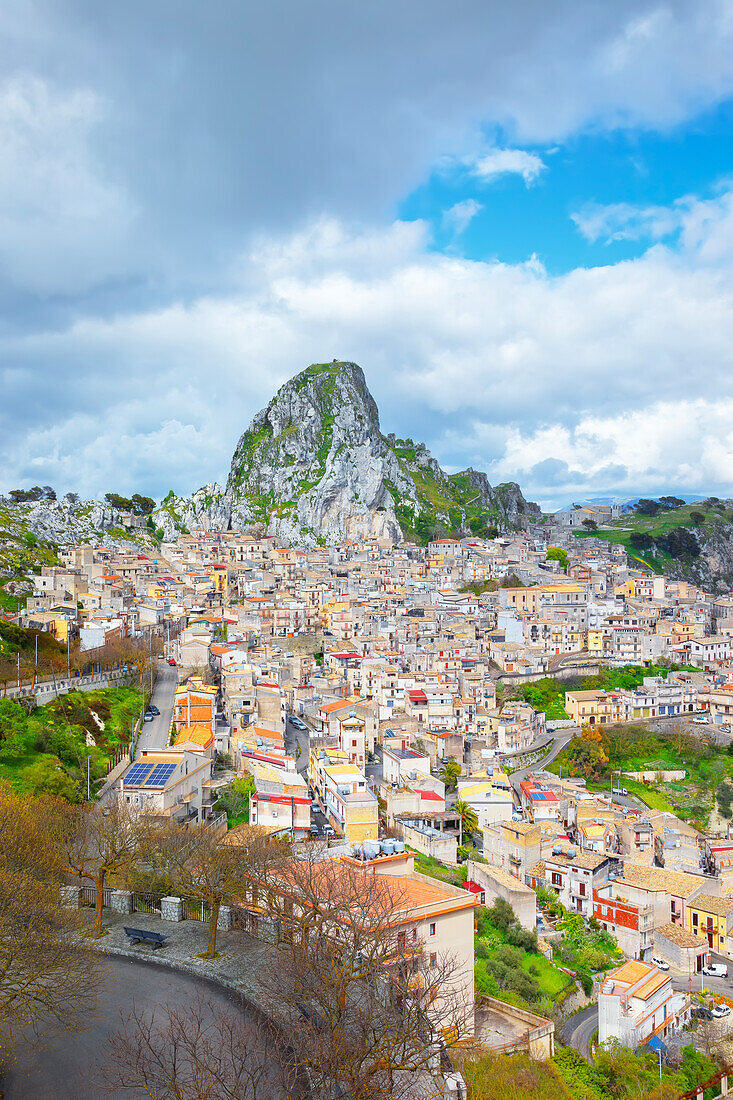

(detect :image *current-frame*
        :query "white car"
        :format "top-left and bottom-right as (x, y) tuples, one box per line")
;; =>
(651, 956), (669, 971)
(711, 1004), (731, 1018)
(703, 963), (729, 978)
(693, 716), (710, 725)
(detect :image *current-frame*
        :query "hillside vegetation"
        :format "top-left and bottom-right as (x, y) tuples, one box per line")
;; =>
(0, 685), (142, 802)
(573, 497), (733, 574)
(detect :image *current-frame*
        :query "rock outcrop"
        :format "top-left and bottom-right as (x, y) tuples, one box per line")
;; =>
(4, 361), (542, 553)
(219, 360), (540, 545)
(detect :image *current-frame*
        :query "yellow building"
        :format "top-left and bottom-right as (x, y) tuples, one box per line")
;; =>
(323, 762), (378, 843)
(686, 894), (733, 955)
(565, 689), (617, 726)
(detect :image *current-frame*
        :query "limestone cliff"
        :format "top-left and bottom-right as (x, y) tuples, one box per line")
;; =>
(220, 360), (539, 545)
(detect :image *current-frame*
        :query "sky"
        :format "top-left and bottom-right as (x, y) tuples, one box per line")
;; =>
(2, 0), (733, 511)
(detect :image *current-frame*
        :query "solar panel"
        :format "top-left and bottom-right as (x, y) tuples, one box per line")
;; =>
(145, 763), (177, 788)
(123, 762), (154, 786)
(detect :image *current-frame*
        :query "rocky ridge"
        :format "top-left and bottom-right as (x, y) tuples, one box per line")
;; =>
(216, 361), (540, 545)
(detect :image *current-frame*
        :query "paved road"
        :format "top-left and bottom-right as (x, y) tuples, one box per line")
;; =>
(1, 955), (294, 1099)
(509, 732), (573, 798)
(284, 714), (310, 775)
(560, 1003), (598, 1061)
(136, 663), (178, 754)
(365, 744), (383, 790)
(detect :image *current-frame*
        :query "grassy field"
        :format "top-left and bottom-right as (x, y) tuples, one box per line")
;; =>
(0, 685), (142, 800)
(409, 849), (468, 886)
(548, 722), (732, 827)
(511, 664), (679, 720)
(573, 500), (732, 572)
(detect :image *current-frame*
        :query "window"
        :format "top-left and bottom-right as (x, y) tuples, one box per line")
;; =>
(430, 952), (437, 969)
(397, 931), (406, 950)
(551, 872), (562, 887)
(429, 922), (436, 936)
(411, 928), (417, 941)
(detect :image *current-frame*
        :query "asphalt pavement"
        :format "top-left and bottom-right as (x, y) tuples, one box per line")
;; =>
(284, 715), (310, 775)
(560, 1003), (598, 1061)
(135, 662), (178, 755)
(0, 955), (291, 1100)
(509, 731), (574, 798)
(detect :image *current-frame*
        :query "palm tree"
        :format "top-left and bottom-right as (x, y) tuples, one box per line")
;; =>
(453, 799), (479, 846)
(438, 758), (461, 793)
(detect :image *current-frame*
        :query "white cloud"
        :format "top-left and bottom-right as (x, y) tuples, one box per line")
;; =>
(442, 199), (483, 234)
(471, 148), (546, 186)
(0, 75), (134, 293)
(571, 200), (687, 243)
(2, 181), (733, 503)
(481, 399), (733, 507)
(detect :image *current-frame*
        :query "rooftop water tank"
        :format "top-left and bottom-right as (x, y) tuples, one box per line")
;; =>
(567, 847), (577, 858)
(363, 840), (380, 860)
(393, 840), (405, 853)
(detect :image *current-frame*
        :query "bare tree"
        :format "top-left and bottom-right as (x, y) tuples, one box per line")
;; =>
(157, 822), (286, 958)
(100, 990), (301, 1099)
(0, 783), (103, 1055)
(61, 800), (153, 936)
(261, 855), (467, 1100)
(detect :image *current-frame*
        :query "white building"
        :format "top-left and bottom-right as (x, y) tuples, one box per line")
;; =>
(599, 960), (690, 1047)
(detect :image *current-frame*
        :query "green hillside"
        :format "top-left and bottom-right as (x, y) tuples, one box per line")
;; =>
(573, 497), (733, 573)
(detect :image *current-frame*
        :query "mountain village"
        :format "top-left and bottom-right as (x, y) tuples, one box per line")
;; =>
(6, 508), (733, 1083)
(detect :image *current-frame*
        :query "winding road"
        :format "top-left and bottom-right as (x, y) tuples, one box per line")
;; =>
(1, 955), (296, 1099)
(560, 1003), (598, 1061)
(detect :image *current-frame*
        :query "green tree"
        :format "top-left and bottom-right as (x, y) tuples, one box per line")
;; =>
(0, 700), (31, 760)
(546, 546), (568, 571)
(690, 510), (705, 526)
(453, 799), (479, 836)
(22, 756), (81, 802)
(439, 758), (461, 792)
(581, 518), (598, 531)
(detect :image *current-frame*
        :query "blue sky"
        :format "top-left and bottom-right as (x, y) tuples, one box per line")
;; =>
(399, 101), (733, 273)
(1, 0), (733, 510)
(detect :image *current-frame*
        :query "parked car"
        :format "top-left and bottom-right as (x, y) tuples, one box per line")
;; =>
(651, 956), (670, 971)
(167, 658), (176, 666)
(620, 787), (628, 796)
(309, 824), (319, 837)
(693, 1006), (714, 1020)
(143, 713), (154, 723)
(703, 963), (729, 978)
(148, 704), (160, 716)
(711, 1004), (731, 1018)
(693, 716), (710, 725)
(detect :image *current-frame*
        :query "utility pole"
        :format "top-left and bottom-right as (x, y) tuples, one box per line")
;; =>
(17, 652), (20, 691)
(35, 635), (37, 669)
(87, 756), (91, 800)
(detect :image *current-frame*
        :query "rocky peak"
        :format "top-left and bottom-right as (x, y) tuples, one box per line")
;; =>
(220, 360), (541, 546)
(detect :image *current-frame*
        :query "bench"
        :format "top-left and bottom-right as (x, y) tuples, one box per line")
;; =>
(123, 926), (169, 950)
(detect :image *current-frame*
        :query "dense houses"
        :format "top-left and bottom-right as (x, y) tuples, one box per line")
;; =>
(10, 519), (733, 1054)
